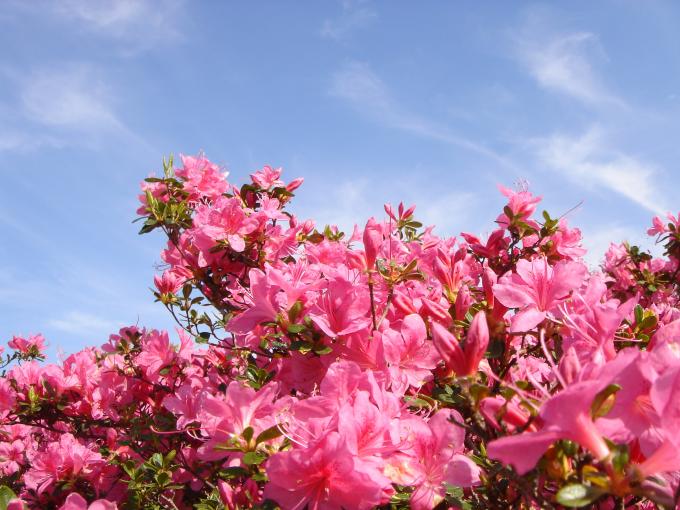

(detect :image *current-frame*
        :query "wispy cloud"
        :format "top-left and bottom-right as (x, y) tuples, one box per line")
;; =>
(580, 223), (662, 268)
(293, 167), (478, 239)
(320, 0), (376, 40)
(514, 21), (624, 108)
(0, 63), (151, 153)
(21, 64), (123, 131)
(54, 0), (184, 52)
(48, 311), (120, 335)
(330, 61), (517, 170)
(533, 126), (666, 214)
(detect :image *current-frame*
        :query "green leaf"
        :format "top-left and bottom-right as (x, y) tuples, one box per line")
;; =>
(242, 426), (254, 443)
(154, 471), (171, 487)
(242, 451), (266, 465)
(287, 301), (304, 323)
(0, 486), (18, 510)
(555, 483), (603, 507)
(634, 304), (644, 324)
(313, 344), (333, 356)
(591, 383), (621, 419)
(287, 323), (306, 334)
(639, 314), (658, 331)
(256, 425), (283, 444)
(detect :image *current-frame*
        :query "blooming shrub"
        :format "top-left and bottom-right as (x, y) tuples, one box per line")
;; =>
(2, 153), (680, 509)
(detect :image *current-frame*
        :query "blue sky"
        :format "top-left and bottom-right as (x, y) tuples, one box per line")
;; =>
(1, 1), (679, 358)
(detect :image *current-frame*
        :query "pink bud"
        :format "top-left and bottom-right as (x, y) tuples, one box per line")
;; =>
(558, 346), (582, 385)
(420, 298), (450, 323)
(431, 322), (467, 376)
(363, 217), (382, 271)
(346, 250), (366, 272)
(464, 311), (489, 375)
(392, 292), (418, 315)
(433, 255), (452, 288)
(479, 396), (533, 433)
(286, 177), (304, 192)
(454, 285), (472, 321)
(402, 203), (416, 219)
(481, 264), (497, 307)
(384, 203), (397, 221)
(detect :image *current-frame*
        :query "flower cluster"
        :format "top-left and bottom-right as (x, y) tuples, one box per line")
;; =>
(2, 153), (680, 509)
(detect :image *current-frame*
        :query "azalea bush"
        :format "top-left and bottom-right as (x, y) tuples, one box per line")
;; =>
(2, 154), (680, 509)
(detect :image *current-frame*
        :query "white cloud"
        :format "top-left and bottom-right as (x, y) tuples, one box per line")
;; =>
(48, 311), (120, 335)
(0, 63), (154, 154)
(580, 224), (662, 268)
(514, 26), (624, 108)
(292, 170), (478, 239)
(534, 126), (666, 214)
(330, 61), (517, 170)
(321, 0), (376, 40)
(54, 0), (183, 51)
(21, 64), (122, 131)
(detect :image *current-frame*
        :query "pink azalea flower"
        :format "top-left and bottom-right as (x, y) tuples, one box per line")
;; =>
(460, 229), (508, 259)
(265, 431), (388, 510)
(24, 434), (105, 495)
(309, 277), (370, 338)
(493, 258), (587, 332)
(431, 311), (489, 377)
(135, 330), (177, 382)
(401, 409), (481, 510)
(191, 196), (259, 257)
(8, 334), (46, 355)
(227, 268), (285, 334)
(163, 378), (206, 429)
(58, 493), (117, 510)
(487, 381), (610, 474)
(0, 439), (25, 476)
(176, 153), (229, 200)
(251, 165), (284, 189)
(0, 378), (16, 419)
(197, 381), (284, 460)
(496, 184), (542, 227)
(153, 269), (185, 295)
(218, 479), (262, 509)
(382, 314), (439, 391)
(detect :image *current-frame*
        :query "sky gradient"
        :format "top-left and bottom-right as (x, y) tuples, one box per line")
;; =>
(2, 1), (679, 358)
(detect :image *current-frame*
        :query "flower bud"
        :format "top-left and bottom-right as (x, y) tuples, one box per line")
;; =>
(286, 177), (304, 192)
(482, 264), (497, 307)
(558, 346), (582, 385)
(454, 285), (472, 321)
(363, 217), (382, 271)
(431, 322), (466, 376)
(479, 396), (533, 433)
(464, 311), (489, 375)
(392, 292), (417, 315)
